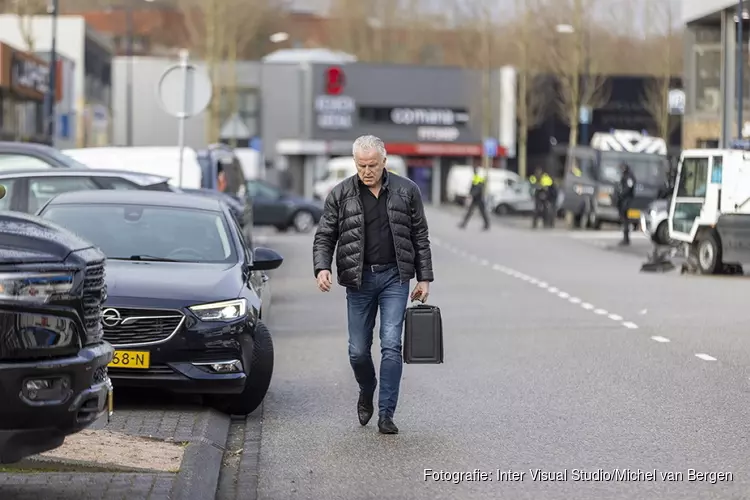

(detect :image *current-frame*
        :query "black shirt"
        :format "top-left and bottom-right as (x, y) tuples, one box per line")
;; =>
(360, 181), (397, 266)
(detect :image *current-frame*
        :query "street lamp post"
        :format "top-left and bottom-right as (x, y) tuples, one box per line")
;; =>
(737, 0), (745, 137)
(46, 0), (59, 141)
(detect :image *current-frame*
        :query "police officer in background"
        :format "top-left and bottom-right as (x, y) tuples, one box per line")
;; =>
(459, 166), (490, 230)
(615, 162), (636, 246)
(529, 167), (554, 228)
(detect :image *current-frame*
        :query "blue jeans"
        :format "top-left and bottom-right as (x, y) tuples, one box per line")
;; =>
(346, 266), (409, 418)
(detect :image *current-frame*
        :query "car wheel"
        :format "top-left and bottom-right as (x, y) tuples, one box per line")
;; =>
(653, 221), (670, 245)
(210, 321), (274, 416)
(695, 231), (722, 274)
(292, 210), (315, 233)
(494, 203), (510, 216)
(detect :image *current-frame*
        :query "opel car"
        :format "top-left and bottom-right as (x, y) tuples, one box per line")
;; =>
(37, 190), (283, 415)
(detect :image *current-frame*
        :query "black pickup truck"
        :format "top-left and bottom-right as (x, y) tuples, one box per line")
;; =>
(0, 185), (114, 464)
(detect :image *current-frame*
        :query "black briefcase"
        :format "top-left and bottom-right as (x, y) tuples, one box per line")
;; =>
(403, 303), (443, 364)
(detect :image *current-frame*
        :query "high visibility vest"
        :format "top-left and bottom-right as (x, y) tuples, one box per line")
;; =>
(472, 174), (485, 185)
(530, 174), (553, 188)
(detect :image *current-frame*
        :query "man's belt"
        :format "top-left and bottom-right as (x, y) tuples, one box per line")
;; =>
(366, 263), (397, 273)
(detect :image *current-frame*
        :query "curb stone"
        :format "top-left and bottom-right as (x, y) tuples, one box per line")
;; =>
(172, 409), (231, 500)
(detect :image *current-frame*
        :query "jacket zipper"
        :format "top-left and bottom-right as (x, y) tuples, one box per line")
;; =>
(355, 186), (365, 289)
(385, 191), (402, 284)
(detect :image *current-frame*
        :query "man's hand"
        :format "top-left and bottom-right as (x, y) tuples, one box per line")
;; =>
(410, 281), (429, 303)
(316, 270), (333, 292)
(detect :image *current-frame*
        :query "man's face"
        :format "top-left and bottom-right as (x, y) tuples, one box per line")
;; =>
(354, 148), (386, 187)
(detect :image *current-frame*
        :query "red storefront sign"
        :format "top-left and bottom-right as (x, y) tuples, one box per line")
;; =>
(385, 142), (504, 157)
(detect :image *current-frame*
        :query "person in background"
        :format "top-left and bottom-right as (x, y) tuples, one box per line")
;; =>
(459, 166), (490, 231)
(312, 134), (434, 435)
(615, 162), (636, 246)
(529, 167), (554, 229)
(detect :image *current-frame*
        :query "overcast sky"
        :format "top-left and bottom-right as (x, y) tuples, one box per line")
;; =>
(287, 0), (683, 32)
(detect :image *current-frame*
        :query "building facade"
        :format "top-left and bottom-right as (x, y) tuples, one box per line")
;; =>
(682, 0), (747, 147)
(0, 42), (49, 143)
(110, 55), (516, 202)
(0, 15), (113, 148)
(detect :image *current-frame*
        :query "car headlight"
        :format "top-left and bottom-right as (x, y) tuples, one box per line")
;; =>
(0, 273), (74, 303)
(189, 298), (247, 321)
(596, 192), (612, 206)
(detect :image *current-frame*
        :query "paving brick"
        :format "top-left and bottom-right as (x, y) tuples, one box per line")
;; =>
(0, 473), (176, 500)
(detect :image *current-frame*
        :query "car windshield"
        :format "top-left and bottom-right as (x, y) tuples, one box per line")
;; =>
(598, 153), (667, 186)
(40, 204), (237, 263)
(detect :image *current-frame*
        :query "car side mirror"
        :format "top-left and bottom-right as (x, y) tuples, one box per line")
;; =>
(252, 246), (284, 271)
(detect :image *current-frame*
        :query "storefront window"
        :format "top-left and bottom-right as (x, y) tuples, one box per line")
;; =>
(0, 96), (12, 133)
(694, 45), (721, 114)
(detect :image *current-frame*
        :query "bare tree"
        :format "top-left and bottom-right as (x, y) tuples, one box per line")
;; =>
(512, 0), (552, 178)
(640, 0), (680, 140)
(545, 0), (611, 150)
(12, 0), (49, 51)
(327, 0), (437, 63)
(178, 0), (273, 142)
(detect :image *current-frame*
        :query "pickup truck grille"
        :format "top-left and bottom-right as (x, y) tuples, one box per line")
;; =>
(82, 261), (105, 343)
(102, 308), (183, 346)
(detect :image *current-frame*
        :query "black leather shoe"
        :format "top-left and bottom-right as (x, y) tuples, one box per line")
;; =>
(378, 416), (398, 434)
(357, 391), (374, 426)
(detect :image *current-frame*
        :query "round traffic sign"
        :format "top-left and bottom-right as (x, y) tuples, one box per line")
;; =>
(157, 63), (212, 118)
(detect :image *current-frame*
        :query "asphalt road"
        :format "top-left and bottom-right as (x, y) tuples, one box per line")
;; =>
(257, 206), (749, 500)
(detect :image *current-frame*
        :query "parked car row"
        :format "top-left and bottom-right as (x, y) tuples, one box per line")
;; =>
(0, 142), (323, 234)
(0, 143), (288, 465)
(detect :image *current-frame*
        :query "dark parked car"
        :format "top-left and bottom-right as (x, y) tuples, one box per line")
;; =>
(0, 189), (113, 464)
(36, 190), (283, 415)
(0, 168), (172, 214)
(0, 142), (92, 170)
(247, 179), (323, 233)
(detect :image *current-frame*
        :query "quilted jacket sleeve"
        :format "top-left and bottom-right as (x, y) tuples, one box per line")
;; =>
(409, 186), (434, 282)
(312, 190), (339, 278)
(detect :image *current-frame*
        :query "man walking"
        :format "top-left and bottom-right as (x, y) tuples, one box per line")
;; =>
(312, 135), (434, 435)
(616, 162), (636, 246)
(459, 166), (490, 230)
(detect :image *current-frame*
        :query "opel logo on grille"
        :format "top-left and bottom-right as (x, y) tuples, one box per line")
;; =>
(102, 308), (121, 327)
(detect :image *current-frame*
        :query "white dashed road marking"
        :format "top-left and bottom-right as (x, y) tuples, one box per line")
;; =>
(695, 353), (717, 361)
(651, 336), (670, 343)
(435, 239), (640, 330)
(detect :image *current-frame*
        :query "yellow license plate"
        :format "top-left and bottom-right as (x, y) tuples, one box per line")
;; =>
(108, 350), (150, 369)
(627, 209), (640, 219)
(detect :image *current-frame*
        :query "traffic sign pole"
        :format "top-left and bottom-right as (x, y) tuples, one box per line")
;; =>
(177, 50), (189, 188)
(156, 49), (212, 188)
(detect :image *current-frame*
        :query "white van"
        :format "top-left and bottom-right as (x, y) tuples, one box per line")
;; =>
(62, 147), (203, 189)
(446, 165), (535, 214)
(313, 155), (407, 200)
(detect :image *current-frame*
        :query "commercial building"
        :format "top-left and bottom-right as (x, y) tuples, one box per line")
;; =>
(111, 52), (516, 202)
(0, 42), (49, 143)
(0, 14), (113, 148)
(682, 0), (748, 147)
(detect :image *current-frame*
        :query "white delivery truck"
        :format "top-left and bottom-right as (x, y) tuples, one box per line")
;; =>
(313, 155), (407, 200)
(667, 140), (750, 274)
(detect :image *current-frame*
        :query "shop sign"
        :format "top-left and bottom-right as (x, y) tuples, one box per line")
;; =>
(315, 95), (355, 130)
(390, 107), (469, 126)
(11, 54), (49, 94)
(417, 126), (459, 141)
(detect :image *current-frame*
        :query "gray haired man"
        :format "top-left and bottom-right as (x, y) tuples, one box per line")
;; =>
(312, 135), (434, 434)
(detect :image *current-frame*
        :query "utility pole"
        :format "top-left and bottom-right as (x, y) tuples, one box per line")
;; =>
(46, 0), (59, 141)
(737, 0), (744, 137)
(482, 17), (492, 180)
(126, 5), (134, 146)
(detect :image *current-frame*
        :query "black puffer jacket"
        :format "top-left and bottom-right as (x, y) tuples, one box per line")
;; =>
(313, 172), (434, 289)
